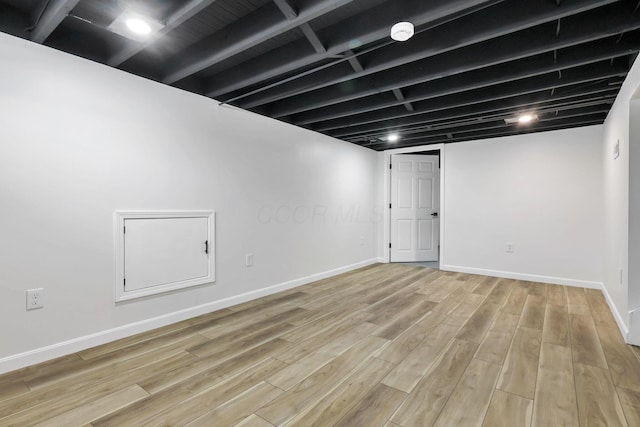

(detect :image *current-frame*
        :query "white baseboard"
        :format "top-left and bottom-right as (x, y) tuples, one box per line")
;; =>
(0, 258), (378, 375)
(600, 284), (630, 342)
(441, 264), (603, 289)
(628, 308), (640, 346)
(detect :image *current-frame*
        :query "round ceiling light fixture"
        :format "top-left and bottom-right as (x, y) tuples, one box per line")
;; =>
(518, 114), (535, 124)
(504, 113), (538, 125)
(388, 133), (400, 143)
(391, 22), (414, 42)
(126, 17), (152, 35)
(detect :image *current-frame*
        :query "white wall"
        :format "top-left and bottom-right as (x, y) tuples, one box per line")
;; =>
(602, 83), (631, 335)
(629, 99), (640, 343)
(602, 53), (640, 342)
(442, 126), (604, 288)
(0, 32), (380, 373)
(630, 99), (640, 316)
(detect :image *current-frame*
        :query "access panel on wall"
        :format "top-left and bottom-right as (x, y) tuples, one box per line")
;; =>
(114, 211), (215, 301)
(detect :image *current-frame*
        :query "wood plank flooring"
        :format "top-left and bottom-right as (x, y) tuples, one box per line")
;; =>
(1, 263), (640, 426)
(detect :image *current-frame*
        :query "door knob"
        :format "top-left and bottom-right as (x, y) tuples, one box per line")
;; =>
(431, 212), (438, 217)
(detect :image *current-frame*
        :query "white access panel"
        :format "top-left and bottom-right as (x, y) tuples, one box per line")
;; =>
(114, 211), (215, 301)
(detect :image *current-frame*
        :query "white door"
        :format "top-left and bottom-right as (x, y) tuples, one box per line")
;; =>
(390, 154), (440, 262)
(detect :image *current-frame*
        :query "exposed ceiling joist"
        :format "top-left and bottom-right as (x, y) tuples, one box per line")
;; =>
(370, 105), (609, 145)
(365, 115), (605, 149)
(292, 37), (639, 124)
(392, 88), (414, 112)
(391, 88), (405, 100)
(30, 0), (80, 43)
(299, 22), (326, 54)
(328, 87), (619, 138)
(238, 0), (619, 109)
(273, 0), (297, 19)
(261, 8), (640, 118)
(346, 102), (617, 145)
(346, 50), (364, 73)
(108, 0), (218, 67)
(348, 97), (615, 142)
(163, 0), (354, 84)
(324, 81), (620, 136)
(205, 0), (503, 98)
(1, 0), (634, 150)
(351, 90), (620, 137)
(312, 62), (625, 132)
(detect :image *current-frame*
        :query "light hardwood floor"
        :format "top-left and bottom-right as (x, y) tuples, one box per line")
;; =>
(1, 263), (640, 426)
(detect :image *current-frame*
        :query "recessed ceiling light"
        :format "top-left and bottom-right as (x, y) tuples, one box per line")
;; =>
(126, 18), (152, 35)
(504, 113), (538, 125)
(518, 114), (535, 124)
(391, 22), (414, 42)
(388, 133), (400, 142)
(108, 10), (164, 42)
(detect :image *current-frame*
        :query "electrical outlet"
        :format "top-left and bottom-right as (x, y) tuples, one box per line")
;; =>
(506, 243), (514, 253)
(246, 254), (254, 267)
(26, 288), (44, 310)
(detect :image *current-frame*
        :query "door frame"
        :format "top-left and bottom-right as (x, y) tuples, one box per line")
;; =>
(382, 144), (446, 266)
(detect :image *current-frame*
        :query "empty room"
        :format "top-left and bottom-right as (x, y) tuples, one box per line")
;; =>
(2, 0), (640, 425)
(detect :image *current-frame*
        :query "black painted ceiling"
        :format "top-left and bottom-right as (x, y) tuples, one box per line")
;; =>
(1, 0), (639, 150)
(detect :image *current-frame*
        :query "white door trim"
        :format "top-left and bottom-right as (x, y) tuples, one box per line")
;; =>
(390, 154), (440, 262)
(382, 144), (445, 265)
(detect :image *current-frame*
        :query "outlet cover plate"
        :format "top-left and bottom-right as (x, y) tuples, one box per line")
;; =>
(26, 288), (44, 310)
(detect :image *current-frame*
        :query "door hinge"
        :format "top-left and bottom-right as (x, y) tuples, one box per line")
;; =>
(389, 163), (392, 169)
(389, 243), (392, 249)
(389, 203), (392, 209)
(123, 226), (126, 234)
(124, 278), (126, 286)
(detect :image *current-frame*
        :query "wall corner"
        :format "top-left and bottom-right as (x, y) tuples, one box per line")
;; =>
(629, 308), (640, 345)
